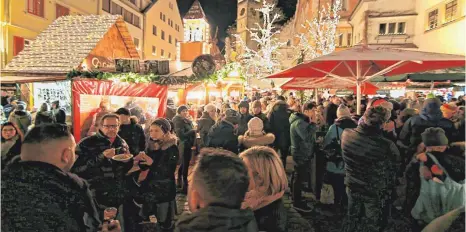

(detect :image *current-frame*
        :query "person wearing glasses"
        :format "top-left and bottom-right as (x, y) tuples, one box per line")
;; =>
(72, 114), (132, 222)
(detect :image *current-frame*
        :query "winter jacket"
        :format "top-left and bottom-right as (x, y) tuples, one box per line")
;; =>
(404, 151), (465, 217)
(2, 161), (101, 232)
(238, 114), (254, 136)
(135, 134), (179, 217)
(238, 133), (275, 152)
(166, 106), (176, 120)
(197, 112), (216, 147)
(253, 198), (287, 232)
(323, 117), (357, 174)
(206, 120), (239, 154)
(1, 136), (21, 170)
(54, 108), (67, 124)
(8, 111), (32, 135)
(399, 108), (457, 154)
(118, 122), (146, 155)
(35, 111), (54, 126)
(71, 131), (132, 209)
(172, 115), (196, 146)
(324, 103), (338, 126)
(3, 104), (15, 119)
(341, 124), (401, 198)
(253, 113), (271, 133)
(290, 112), (317, 166)
(175, 204), (258, 232)
(268, 101), (291, 150)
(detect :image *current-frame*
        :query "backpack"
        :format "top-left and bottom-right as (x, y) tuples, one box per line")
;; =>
(324, 126), (342, 163)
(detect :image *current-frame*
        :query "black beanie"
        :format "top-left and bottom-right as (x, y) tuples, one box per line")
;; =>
(177, 105), (188, 114)
(422, 127), (448, 146)
(115, 107), (131, 116)
(152, 118), (171, 134)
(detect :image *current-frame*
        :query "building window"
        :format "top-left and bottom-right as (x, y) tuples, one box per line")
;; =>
(124, 10), (132, 23)
(134, 38), (140, 50)
(428, 9), (438, 30)
(163, 14), (166, 22)
(341, 0), (348, 11)
(133, 15), (140, 28)
(161, 49), (165, 57)
(445, 0), (458, 22)
(379, 23), (387, 35)
(13, 36), (25, 56)
(27, 0), (44, 17)
(161, 30), (165, 40)
(169, 35), (172, 44)
(152, 46), (156, 55)
(388, 23), (396, 34)
(129, 0), (136, 5)
(153, 25), (157, 36)
(111, 2), (123, 15)
(160, 12), (163, 20)
(347, 33), (351, 46)
(338, 34), (343, 47)
(56, 4), (70, 18)
(103, 0), (111, 12)
(287, 53), (293, 59)
(175, 38), (178, 44)
(397, 22), (406, 34)
(168, 53), (171, 59)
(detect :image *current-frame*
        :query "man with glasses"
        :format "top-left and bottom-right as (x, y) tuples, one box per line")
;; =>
(72, 114), (132, 221)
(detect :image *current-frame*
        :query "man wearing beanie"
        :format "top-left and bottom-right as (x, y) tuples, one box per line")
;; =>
(399, 97), (457, 157)
(237, 101), (253, 136)
(206, 109), (240, 153)
(405, 127), (465, 224)
(251, 100), (271, 133)
(173, 105), (196, 194)
(115, 107), (146, 156)
(8, 101), (32, 135)
(197, 104), (217, 148)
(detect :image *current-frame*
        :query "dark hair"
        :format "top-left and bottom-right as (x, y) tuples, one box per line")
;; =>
(302, 102), (316, 113)
(1, 122), (18, 142)
(363, 106), (390, 126)
(100, 113), (120, 125)
(23, 123), (71, 144)
(52, 100), (60, 107)
(193, 148), (250, 208)
(277, 96), (286, 101)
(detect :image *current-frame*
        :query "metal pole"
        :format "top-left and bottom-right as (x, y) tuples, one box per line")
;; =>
(315, 88), (319, 103)
(356, 60), (362, 115)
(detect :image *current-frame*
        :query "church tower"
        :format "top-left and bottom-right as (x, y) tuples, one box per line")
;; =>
(236, 0), (262, 55)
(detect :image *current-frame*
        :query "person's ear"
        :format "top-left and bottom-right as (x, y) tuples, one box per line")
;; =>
(61, 147), (72, 165)
(188, 187), (203, 212)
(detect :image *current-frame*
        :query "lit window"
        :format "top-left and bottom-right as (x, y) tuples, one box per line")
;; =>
(397, 22), (405, 34)
(379, 23), (387, 34)
(445, 0), (457, 22)
(152, 46), (156, 55)
(388, 23), (396, 34)
(428, 9), (438, 30)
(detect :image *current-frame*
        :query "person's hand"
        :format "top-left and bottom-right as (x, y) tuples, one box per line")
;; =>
(140, 153), (153, 166)
(101, 220), (121, 232)
(103, 148), (116, 159)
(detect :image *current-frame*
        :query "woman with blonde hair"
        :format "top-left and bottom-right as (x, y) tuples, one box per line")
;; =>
(239, 146), (288, 232)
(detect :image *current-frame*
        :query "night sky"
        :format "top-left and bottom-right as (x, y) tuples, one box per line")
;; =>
(176, 0), (297, 48)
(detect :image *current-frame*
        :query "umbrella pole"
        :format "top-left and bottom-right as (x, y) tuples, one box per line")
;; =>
(356, 61), (361, 115)
(315, 88), (319, 103)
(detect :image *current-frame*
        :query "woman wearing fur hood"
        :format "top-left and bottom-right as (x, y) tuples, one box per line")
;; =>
(238, 117), (275, 152)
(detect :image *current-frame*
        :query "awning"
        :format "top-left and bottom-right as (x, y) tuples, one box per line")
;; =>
(1, 75), (67, 84)
(371, 73), (465, 82)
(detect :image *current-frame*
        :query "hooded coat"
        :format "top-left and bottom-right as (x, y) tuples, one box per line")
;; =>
(197, 112), (216, 147)
(289, 112), (317, 166)
(175, 205), (258, 232)
(35, 111), (54, 126)
(238, 132), (275, 152)
(8, 111), (32, 135)
(323, 117), (357, 174)
(2, 161), (101, 232)
(71, 131), (132, 209)
(172, 115), (196, 146)
(268, 101), (291, 151)
(118, 120), (146, 155)
(206, 120), (239, 153)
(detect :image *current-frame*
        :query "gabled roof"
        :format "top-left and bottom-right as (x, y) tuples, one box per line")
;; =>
(3, 15), (139, 75)
(184, 0), (207, 20)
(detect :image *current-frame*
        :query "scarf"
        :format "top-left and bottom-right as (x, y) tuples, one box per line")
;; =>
(241, 186), (284, 211)
(1, 135), (18, 157)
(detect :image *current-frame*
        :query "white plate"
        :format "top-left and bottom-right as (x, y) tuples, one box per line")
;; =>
(111, 154), (133, 162)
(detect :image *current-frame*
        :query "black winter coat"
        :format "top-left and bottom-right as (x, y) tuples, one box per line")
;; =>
(173, 115), (196, 146)
(71, 131), (132, 209)
(35, 111), (54, 125)
(253, 112), (271, 133)
(253, 198), (287, 232)
(2, 161), (101, 232)
(206, 120), (239, 154)
(268, 101), (291, 150)
(134, 134), (179, 217)
(341, 124), (401, 198)
(54, 108), (67, 124)
(1, 137), (21, 170)
(324, 103), (338, 126)
(197, 112), (216, 147)
(118, 122), (146, 155)
(290, 112), (317, 166)
(238, 113), (254, 136)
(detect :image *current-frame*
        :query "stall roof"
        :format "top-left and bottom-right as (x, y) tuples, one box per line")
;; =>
(1, 75), (67, 84)
(371, 73), (465, 82)
(2, 15), (138, 80)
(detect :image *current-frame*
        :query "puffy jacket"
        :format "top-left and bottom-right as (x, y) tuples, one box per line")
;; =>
(341, 124), (401, 198)
(175, 205), (258, 232)
(118, 121), (146, 155)
(71, 131), (132, 209)
(35, 111), (54, 126)
(206, 120), (239, 154)
(238, 133), (275, 152)
(2, 161), (101, 232)
(197, 112), (216, 147)
(290, 112), (317, 166)
(238, 114), (254, 136)
(172, 115), (196, 146)
(135, 134), (179, 217)
(8, 111), (32, 135)
(268, 101), (291, 150)
(253, 113), (271, 133)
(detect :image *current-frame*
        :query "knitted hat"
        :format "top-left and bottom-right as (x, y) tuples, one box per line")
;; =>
(248, 117), (264, 136)
(422, 127), (448, 146)
(16, 101), (27, 111)
(115, 107), (131, 116)
(252, 100), (262, 109)
(337, 104), (351, 119)
(152, 118), (171, 134)
(177, 105), (188, 114)
(204, 104), (217, 113)
(441, 103), (458, 114)
(238, 101), (249, 109)
(167, 98), (175, 107)
(224, 109), (240, 125)
(422, 98), (442, 115)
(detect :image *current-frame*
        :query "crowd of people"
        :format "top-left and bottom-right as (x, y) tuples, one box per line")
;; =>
(1, 92), (465, 232)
